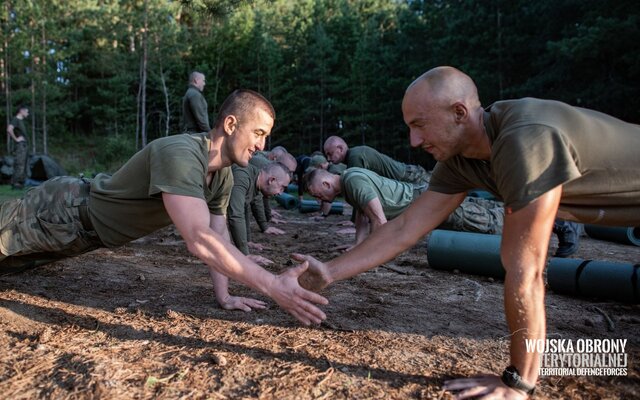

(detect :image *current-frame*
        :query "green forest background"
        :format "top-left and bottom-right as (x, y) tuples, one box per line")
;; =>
(2, 0), (639, 175)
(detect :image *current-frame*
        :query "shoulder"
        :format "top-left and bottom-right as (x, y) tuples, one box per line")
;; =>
(343, 167), (374, 184)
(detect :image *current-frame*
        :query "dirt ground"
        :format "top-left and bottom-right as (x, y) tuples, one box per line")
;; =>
(1, 203), (639, 399)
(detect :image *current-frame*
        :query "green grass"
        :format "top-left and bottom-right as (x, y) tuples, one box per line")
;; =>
(0, 184), (27, 204)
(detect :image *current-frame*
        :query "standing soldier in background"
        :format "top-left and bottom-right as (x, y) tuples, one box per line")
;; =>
(181, 71), (211, 134)
(6, 105), (30, 190)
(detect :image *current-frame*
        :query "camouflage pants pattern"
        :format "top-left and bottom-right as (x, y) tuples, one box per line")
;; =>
(403, 164), (431, 187)
(0, 176), (103, 273)
(440, 197), (504, 234)
(11, 141), (28, 185)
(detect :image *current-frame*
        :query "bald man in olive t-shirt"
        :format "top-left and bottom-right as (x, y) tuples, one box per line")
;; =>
(296, 67), (640, 399)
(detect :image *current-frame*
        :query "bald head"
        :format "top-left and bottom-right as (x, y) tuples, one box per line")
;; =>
(189, 71), (206, 91)
(323, 136), (348, 164)
(402, 66), (487, 161)
(275, 152), (297, 173)
(405, 66), (480, 111)
(270, 146), (288, 159)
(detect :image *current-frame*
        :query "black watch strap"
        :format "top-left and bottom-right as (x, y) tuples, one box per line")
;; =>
(501, 366), (536, 395)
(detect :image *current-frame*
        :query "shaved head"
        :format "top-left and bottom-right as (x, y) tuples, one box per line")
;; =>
(323, 136), (349, 164)
(402, 66), (486, 161)
(275, 152), (297, 173)
(405, 66), (480, 111)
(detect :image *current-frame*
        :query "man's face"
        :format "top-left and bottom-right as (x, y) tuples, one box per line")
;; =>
(324, 143), (345, 164)
(194, 75), (206, 91)
(402, 91), (464, 162)
(261, 171), (290, 197)
(307, 179), (336, 203)
(228, 108), (273, 167)
(19, 108), (29, 118)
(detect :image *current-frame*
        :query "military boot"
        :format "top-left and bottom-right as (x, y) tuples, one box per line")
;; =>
(553, 220), (581, 258)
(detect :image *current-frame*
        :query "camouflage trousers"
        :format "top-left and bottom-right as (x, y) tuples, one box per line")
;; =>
(403, 164), (431, 187)
(11, 141), (28, 186)
(440, 197), (504, 235)
(0, 176), (103, 273)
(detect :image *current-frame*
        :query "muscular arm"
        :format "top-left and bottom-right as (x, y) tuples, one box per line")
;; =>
(354, 197), (387, 244)
(501, 185), (561, 387)
(162, 192), (328, 324)
(207, 213), (234, 304)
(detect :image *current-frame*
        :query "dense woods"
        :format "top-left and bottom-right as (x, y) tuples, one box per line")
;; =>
(2, 0), (639, 169)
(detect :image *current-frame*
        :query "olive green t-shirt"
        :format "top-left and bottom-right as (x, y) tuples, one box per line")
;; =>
(9, 116), (28, 143)
(228, 163), (268, 254)
(346, 146), (407, 182)
(89, 134), (233, 247)
(342, 168), (414, 220)
(429, 98), (640, 225)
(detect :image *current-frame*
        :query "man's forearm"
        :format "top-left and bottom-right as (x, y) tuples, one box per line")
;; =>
(503, 263), (545, 386)
(209, 267), (231, 303)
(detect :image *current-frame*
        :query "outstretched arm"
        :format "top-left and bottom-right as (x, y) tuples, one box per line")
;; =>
(296, 190), (465, 290)
(162, 192), (327, 325)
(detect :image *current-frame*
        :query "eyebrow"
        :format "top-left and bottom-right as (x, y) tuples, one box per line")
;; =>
(407, 117), (427, 126)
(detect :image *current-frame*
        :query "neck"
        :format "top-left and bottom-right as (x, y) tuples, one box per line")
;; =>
(460, 107), (492, 160)
(333, 175), (342, 196)
(207, 132), (231, 171)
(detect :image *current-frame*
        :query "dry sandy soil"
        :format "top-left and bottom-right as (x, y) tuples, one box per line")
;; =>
(1, 203), (638, 399)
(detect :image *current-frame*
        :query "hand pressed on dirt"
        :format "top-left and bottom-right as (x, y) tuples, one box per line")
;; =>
(444, 374), (528, 400)
(247, 254), (273, 266)
(264, 227), (285, 235)
(218, 295), (267, 312)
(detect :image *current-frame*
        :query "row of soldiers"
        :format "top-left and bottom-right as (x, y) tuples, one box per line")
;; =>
(232, 136), (581, 263)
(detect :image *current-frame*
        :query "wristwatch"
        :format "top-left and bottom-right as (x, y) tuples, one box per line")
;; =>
(501, 365), (536, 395)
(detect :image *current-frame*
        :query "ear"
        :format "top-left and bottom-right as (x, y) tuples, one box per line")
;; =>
(223, 115), (238, 135)
(322, 180), (331, 190)
(453, 102), (468, 123)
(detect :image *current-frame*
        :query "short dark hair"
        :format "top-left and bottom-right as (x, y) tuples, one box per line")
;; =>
(215, 89), (275, 128)
(262, 161), (291, 180)
(16, 104), (29, 114)
(303, 167), (323, 193)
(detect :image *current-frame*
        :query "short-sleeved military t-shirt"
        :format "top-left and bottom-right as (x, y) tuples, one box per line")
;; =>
(228, 163), (264, 254)
(89, 134), (233, 247)
(346, 146), (407, 182)
(341, 168), (415, 220)
(429, 98), (640, 225)
(10, 116), (28, 143)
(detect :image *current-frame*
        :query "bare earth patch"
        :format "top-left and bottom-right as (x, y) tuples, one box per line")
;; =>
(1, 205), (638, 399)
